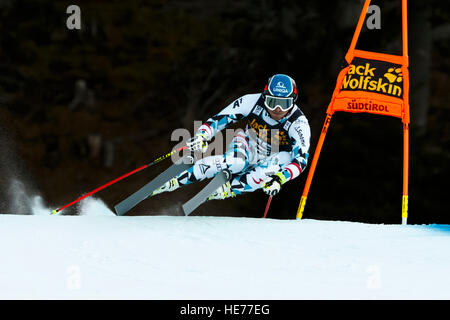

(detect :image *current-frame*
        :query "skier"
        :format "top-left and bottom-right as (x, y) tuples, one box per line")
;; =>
(152, 74), (311, 201)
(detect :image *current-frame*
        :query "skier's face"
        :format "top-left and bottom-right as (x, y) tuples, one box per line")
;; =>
(267, 107), (289, 121)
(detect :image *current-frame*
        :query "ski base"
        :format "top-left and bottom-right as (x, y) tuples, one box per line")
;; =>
(114, 158), (193, 216)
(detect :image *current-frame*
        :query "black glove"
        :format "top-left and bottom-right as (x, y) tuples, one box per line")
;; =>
(263, 173), (285, 196)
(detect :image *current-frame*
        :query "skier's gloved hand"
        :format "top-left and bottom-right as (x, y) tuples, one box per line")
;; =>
(263, 172), (286, 196)
(187, 133), (208, 153)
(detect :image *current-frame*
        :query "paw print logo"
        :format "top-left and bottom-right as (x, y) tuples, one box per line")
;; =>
(272, 130), (288, 145)
(279, 131), (288, 145)
(384, 67), (403, 83)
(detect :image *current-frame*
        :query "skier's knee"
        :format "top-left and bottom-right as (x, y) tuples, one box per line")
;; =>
(225, 153), (247, 173)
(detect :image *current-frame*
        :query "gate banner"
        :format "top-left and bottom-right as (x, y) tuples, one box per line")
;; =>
(297, 0), (411, 224)
(328, 50), (409, 122)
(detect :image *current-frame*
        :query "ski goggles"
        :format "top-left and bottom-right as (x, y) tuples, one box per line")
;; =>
(264, 95), (294, 112)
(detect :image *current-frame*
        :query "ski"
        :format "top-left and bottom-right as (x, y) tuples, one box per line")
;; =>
(114, 157), (193, 216)
(182, 170), (231, 216)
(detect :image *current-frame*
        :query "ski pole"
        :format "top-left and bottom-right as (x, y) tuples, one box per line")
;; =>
(262, 196), (272, 218)
(51, 146), (187, 215)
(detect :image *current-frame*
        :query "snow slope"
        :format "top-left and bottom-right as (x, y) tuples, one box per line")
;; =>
(0, 198), (449, 300)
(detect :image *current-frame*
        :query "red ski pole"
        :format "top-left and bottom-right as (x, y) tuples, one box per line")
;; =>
(51, 146), (187, 215)
(262, 196), (272, 218)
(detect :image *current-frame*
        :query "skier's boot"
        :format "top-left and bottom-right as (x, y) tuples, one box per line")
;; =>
(151, 178), (180, 196)
(207, 182), (236, 200)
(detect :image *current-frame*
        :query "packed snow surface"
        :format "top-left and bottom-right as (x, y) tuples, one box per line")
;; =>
(1, 198), (449, 299)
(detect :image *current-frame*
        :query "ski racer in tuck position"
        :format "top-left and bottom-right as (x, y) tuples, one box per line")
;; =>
(153, 74), (311, 201)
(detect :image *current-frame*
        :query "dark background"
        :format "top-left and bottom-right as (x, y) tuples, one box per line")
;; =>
(0, 0), (448, 224)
